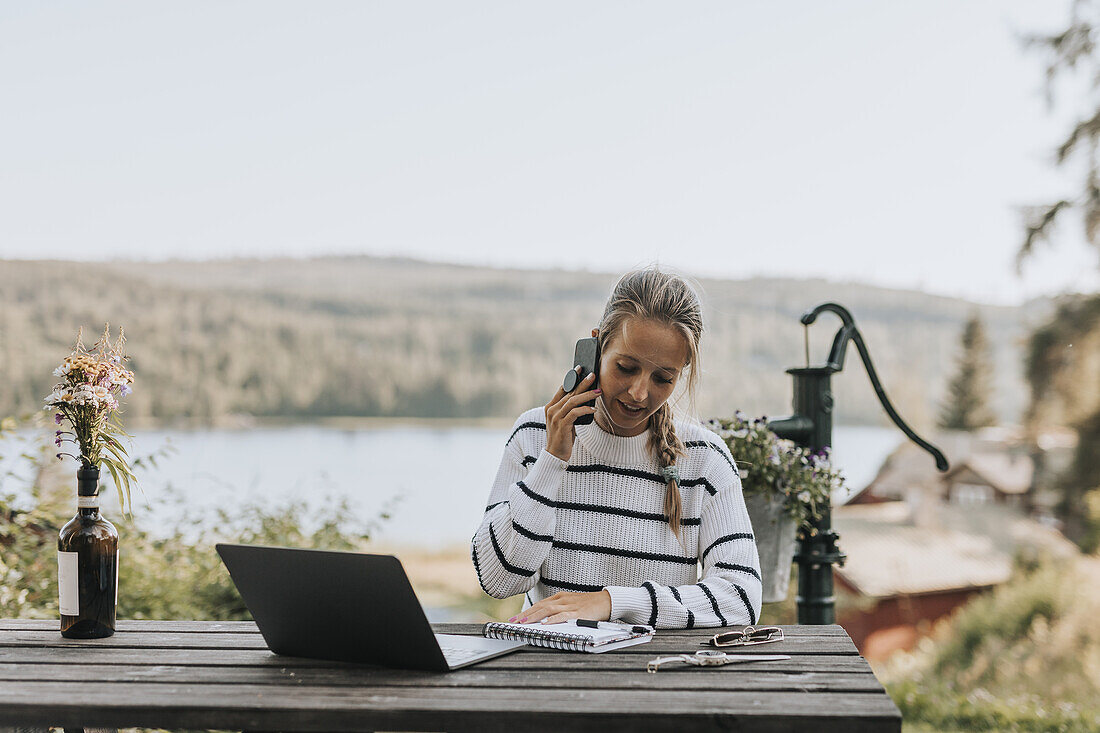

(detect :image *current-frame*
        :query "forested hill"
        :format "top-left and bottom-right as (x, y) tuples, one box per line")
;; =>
(1, 257), (1032, 426)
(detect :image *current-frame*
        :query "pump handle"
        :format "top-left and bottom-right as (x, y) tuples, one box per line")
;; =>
(802, 303), (949, 472)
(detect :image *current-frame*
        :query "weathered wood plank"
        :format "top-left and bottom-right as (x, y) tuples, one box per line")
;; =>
(0, 646), (874, 673)
(5, 618), (265, 632)
(0, 682), (901, 733)
(0, 629), (858, 654)
(436, 622), (851, 637)
(0, 662), (887, 692)
(440, 622), (850, 633)
(0, 619), (851, 637)
(0, 619), (895, 732)
(0, 630), (269, 649)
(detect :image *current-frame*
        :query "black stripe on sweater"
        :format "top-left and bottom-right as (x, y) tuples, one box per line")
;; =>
(642, 581), (659, 627)
(488, 523), (537, 578)
(668, 585), (694, 629)
(568, 463), (721, 496)
(684, 440), (740, 477)
(520, 459), (719, 497)
(702, 533), (755, 563)
(551, 540), (697, 565)
(521, 455), (537, 467)
(566, 463), (667, 484)
(485, 500), (509, 513)
(514, 486), (703, 527)
(698, 581), (728, 627)
(512, 520), (553, 543)
(470, 534), (490, 594)
(556, 499), (702, 527)
(506, 422), (546, 446)
(714, 562), (762, 581)
(517, 481), (555, 507)
(540, 576), (604, 593)
(679, 477), (718, 496)
(733, 582), (757, 626)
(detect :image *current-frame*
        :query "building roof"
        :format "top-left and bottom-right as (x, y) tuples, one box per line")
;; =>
(832, 501), (1077, 598)
(847, 439), (949, 504)
(943, 452), (1033, 495)
(849, 428), (1039, 504)
(833, 502), (1010, 597)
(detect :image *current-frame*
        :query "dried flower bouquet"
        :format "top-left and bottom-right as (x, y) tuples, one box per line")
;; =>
(44, 324), (137, 515)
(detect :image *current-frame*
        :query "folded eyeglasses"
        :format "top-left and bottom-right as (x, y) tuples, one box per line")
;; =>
(703, 625), (784, 648)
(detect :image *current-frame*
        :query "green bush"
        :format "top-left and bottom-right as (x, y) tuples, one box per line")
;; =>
(882, 557), (1100, 731)
(930, 563), (1064, 680)
(1, 491), (375, 621)
(118, 498), (376, 621)
(890, 678), (1100, 733)
(1, 411), (383, 621)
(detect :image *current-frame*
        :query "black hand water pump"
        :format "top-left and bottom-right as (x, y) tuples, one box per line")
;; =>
(766, 303), (950, 624)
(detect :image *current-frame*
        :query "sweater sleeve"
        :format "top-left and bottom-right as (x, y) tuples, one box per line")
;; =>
(604, 446), (763, 628)
(470, 415), (567, 599)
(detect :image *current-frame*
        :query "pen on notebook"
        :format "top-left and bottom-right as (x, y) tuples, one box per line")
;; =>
(576, 619), (652, 634)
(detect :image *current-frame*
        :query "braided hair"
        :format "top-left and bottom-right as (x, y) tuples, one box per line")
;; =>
(596, 268), (704, 541)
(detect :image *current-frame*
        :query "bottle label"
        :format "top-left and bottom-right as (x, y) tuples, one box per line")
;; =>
(58, 551), (79, 615)
(77, 495), (99, 509)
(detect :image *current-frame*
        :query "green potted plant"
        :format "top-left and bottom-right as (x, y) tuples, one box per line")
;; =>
(707, 413), (844, 602)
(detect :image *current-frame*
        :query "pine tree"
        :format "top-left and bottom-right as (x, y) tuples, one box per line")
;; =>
(938, 315), (996, 431)
(1021, 2), (1100, 548)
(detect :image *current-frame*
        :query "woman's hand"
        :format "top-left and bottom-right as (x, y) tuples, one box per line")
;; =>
(508, 590), (612, 625)
(544, 368), (599, 462)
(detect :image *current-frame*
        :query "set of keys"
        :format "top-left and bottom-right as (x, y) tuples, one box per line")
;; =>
(646, 625), (791, 673)
(646, 649), (792, 672)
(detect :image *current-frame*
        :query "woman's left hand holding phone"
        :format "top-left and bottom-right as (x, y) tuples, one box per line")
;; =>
(544, 368), (600, 462)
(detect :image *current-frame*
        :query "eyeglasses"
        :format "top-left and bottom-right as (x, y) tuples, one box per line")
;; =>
(704, 625), (784, 648)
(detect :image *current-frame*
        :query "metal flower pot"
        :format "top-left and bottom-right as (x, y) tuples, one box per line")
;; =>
(744, 491), (797, 603)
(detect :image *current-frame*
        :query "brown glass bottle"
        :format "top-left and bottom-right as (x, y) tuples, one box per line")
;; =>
(58, 465), (118, 638)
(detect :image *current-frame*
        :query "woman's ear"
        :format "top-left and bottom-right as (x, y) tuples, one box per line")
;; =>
(591, 328), (599, 338)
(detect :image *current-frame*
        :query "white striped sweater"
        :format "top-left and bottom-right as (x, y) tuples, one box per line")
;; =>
(470, 407), (763, 629)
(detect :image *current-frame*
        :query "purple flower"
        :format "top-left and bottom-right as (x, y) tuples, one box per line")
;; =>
(56, 430), (62, 436)
(55, 436), (62, 447)
(54, 413), (63, 424)
(119, 384), (132, 397)
(55, 453), (62, 460)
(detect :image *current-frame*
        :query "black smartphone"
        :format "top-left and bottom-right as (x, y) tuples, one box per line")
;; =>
(563, 337), (600, 425)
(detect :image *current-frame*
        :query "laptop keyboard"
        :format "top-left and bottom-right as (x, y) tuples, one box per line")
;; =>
(439, 645), (485, 665)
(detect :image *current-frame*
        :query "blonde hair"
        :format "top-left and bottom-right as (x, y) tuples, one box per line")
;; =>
(597, 268), (704, 541)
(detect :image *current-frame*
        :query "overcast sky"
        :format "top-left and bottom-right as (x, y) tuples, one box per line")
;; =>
(2, 1), (1097, 305)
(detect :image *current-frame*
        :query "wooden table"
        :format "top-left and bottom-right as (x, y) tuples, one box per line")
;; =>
(0, 619), (901, 732)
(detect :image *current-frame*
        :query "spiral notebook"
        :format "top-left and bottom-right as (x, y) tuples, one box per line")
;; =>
(483, 619), (655, 653)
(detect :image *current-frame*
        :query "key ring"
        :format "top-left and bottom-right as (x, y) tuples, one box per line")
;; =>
(647, 650), (732, 673)
(646, 650), (793, 673)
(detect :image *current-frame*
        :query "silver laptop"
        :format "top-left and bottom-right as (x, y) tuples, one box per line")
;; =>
(215, 543), (525, 671)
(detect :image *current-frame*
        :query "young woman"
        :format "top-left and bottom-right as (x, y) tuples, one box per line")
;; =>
(470, 268), (761, 628)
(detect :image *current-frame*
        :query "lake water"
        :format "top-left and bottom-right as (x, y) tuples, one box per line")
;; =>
(2, 422), (901, 548)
